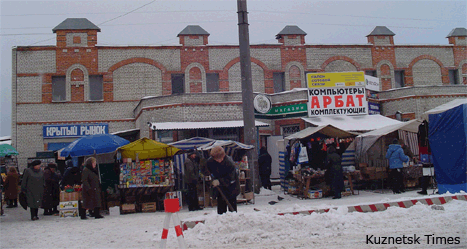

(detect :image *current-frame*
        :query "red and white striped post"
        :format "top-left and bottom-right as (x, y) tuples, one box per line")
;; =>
(160, 198), (187, 249)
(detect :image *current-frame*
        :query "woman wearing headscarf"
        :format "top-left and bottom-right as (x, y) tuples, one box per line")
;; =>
(81, 157), (103, 219)
(21, 160), (44, 220)
(42, 163), (60, 215)
(4, 167), (20, 208)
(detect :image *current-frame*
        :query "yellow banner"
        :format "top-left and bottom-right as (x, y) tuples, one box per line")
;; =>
(307, 72), (365, 88)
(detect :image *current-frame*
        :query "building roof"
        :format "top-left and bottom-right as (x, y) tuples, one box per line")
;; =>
(277, 25), (307, 36)
(446, 27), (467, 37)
(366, 26), (395, 36)
(177, 25), (210, 36)
(52, 18), (101, 33)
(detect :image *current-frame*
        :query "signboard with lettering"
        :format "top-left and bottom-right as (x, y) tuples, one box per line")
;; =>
(308, 87), (368, 116)
(43, 124), (109, 138)
(364, 75), (380, 92)
(306, 72), (365, 88)
(368, 102), (381, 115)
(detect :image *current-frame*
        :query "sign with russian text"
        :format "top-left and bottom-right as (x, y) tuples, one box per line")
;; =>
(43, 124), (109, 138)
(308, 87), (368, 116)
(364, 75), (380, 92)
(368, 102), (381, 115)
(306, 72), (365, 88)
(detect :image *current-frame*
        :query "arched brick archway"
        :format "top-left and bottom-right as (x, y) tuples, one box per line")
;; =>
(222, 57), (270, 92)
(321, 56), (362, 71)
(408, 55), (446, 85)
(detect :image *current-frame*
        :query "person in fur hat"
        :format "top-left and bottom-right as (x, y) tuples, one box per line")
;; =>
(21, 160), (44, 220)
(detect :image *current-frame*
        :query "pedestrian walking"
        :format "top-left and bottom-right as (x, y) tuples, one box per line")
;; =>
(21, 160), (44, 220)
(258, 147), (272, 190)
(326, 144), (344, 199)
(42, 163), (60, 215)
(4, 167), (20, 208)
(184, 151), (203, 211)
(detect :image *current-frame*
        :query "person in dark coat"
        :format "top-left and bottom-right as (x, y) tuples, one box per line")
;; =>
(42, 163), (60, 215)
(21, 160), (44, 220)
(81, 157), (103, 219)
(4, 167), (20, 208)
(258, 146), (272, 190)
(184, 151), (202, 211)
(61, 160), (81, 190)
(326, 145), (344, 199)
(386, 138), (410, 194)
(206, 146), (240, 214)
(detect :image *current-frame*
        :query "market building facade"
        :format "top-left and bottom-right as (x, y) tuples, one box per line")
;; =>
(11, 18), (467, 169)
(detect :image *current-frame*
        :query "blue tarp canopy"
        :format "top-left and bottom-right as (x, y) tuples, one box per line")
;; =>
(426, 99), (467, 194)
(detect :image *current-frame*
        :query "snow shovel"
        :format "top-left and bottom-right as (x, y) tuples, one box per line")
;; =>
(214, 186), (235, 212)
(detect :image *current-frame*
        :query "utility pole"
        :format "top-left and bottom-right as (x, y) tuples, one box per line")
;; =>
(237, 0), (260, 193)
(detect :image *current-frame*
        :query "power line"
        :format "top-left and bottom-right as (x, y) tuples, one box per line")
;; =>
(25, 0), (157, 45)
(1, 10), (233, 17)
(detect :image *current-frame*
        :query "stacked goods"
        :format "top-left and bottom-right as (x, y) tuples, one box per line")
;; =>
(141, 202), (157, 212)
(59, 200), (79, 217)
(59, 185), (81, 217)
(120, 203), (136, 214)
(119, 158), (174, 187)
(307, 189), (323, 199)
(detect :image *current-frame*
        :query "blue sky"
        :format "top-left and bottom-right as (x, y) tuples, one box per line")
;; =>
(1, 0), (466, 137)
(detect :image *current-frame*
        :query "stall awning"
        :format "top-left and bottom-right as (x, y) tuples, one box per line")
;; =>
(149, 120), (269, 131)
(284, 125), (357, 141)
(355, 119), (422, 159)
(302, 114), (401, 132)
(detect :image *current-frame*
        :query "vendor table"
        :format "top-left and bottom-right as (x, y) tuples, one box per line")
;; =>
(294, 173), (324, 199)
(118, 185), (174, 211)
(345, 171), (362, 195)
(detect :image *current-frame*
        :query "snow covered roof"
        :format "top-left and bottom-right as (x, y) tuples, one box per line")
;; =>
(424, 98), (467, 115)
(284, 125), (356, 141)
(149, 120), (269, 131)
(302, 114), (401, 132)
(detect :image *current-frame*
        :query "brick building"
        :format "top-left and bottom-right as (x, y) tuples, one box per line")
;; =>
(11, 18), (467, 169)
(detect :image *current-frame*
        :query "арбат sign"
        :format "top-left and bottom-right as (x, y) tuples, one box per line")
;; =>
(308, 87), (368, 116)
(307, 72), (365, 88)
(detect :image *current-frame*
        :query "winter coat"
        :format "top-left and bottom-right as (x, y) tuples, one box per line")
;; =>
(386, 144), (409, 169)
(258, 150), (272, 177)
(184, 157), (200, 185)
(21, 168), (44, 208)
(4, 171), (19, 200)
(326, 151), (344, 193)
(81, 166), (102, 209)
(60, 167), (81, 190)
(206, 155), (240, 199)
(42, 168), (60, 209)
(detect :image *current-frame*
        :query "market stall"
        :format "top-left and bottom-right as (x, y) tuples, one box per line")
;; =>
(116, 137), (180, 213)
(58, 134), (131, 217)
(169, 137), (255, 207)
(282, 125), (357, 199)
(354, 119), (422, 190)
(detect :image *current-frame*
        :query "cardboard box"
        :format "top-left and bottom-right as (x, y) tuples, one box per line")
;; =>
(243, 192), (254, 201)
(341, 188), (352, 197)
(141, 202), (157, 212)
(60, 191), (80, 202)
(120, 203), (136, 214)
(59, 201), (79, 210)
(308, 189), (323, 199)
(59, 209), (78, 217)
(287, 186), (297, 194)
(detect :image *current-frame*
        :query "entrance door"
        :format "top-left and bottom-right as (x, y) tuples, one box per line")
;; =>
(267, 136), (282, 179)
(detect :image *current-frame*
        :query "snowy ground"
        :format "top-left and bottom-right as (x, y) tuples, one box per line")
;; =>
(1, 186), (466, 249)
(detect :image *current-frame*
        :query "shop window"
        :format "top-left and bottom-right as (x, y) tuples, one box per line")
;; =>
(448, 69), (459, 85)
(212, 128), (239, 141)
(89, 75), (103, 101)
(365, 70), (377, 77)
(171, 74), (185, 94)
(52, 76), (66, 101)
(155, 130), (173, 143)
(206, 73), (219, 92)
(281, 124), (300, 137)
(273, 72), (285, 93)
(394, 70), (405, 88)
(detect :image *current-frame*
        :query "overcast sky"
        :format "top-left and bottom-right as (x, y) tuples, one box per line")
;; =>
(1, 0), (466, 137)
